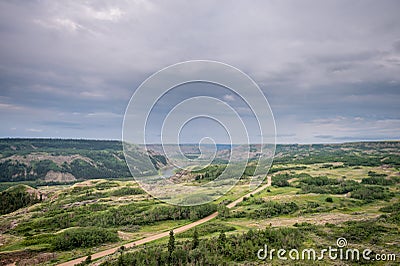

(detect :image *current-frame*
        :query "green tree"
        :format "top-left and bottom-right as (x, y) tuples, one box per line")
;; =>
(325, 197), (333, 203)
(218, 205), (230, 219)
(192, 228), (199, 249)
(84, 255), (92, 264)
(168, 230), (175, 263)
(218, 231), (226, 250)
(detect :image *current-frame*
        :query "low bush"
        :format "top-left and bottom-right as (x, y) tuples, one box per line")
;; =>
(350, 186), (393, 201)
(53, 227), (119, 250)
(110, 186), (145, 196)
(250, 201), (299, 218)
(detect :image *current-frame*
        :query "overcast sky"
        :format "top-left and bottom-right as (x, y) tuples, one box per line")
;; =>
(0, 0), (399, 143)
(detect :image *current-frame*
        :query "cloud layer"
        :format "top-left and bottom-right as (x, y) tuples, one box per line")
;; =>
(0, 0), (399, 143)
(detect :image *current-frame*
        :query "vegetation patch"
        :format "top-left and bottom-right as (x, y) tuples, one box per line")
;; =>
(53, 227), (119, 250)
(0, 185), (41, 214)
(350, 186), (394, 202)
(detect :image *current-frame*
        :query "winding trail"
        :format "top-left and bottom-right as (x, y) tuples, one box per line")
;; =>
(58, 176), (271, 266)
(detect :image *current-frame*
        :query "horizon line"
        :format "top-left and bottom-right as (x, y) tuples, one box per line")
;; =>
(0, 137), (399, 145)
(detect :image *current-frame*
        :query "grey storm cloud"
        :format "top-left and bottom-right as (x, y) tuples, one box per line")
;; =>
(0, 0), (399, 143)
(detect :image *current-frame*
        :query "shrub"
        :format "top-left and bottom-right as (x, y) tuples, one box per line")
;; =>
(379, 202), (400, 213)
(300, 175), (339, 186)
(53, 227), (119, 250)
(341, 221), (388, 242)
(350, 186), (393, 201)
(250, 201), (299, 218)
(361, 177), (394, 186)
(325, 197), (333, 203)
(271, 173), (291, 187)
(300, 179), (361, 195)
(110, 187), (145, 196)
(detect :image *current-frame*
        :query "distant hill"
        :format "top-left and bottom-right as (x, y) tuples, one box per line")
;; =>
(0, 139), (399, 184)
(0, 139), (168, 183)
(273, 141), (400, 167)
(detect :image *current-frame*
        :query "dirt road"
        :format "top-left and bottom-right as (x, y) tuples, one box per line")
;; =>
(58, 176), (271, 266)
